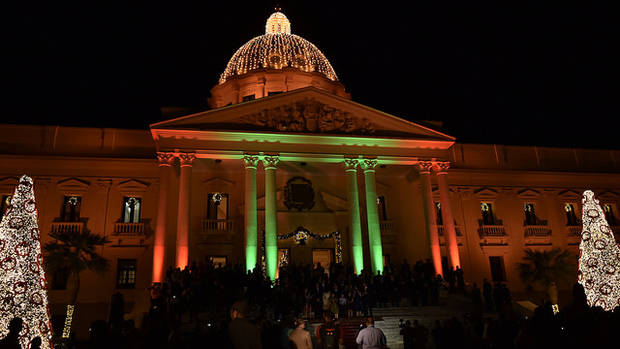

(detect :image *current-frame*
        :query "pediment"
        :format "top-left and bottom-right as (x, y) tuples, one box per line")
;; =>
(474, 187), (499, 199)
(151, 87), (454, 142)
(558, 189), (582, 201)
(57, 178), (90, 193)
(202, 177), (235, 187)
(598, 190), (618, 201)
(517, 188), (541, 199)
(117, 179), (150, 194)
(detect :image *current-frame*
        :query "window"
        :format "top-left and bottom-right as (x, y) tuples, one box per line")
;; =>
(603, 204), (617, 226)
(524, 203), (537, 225)
(61, 196), (81, 222)
(268, 91), (283, 96)
(51, 268), (70, 290)
(480, 202), (496, 225)
(116, 259), (137, 289)
(207, 193), (229, 220)
(489, 256), (506, 282)
(564, 203), (579, 226)
(242, 94), (255, 102)
(435, 202), (443, 225)
(122, 197), (141, 223)
(377, 196), (387, 220)
(1, 195), (11, 219)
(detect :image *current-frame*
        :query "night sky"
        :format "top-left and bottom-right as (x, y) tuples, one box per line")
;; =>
(4, 2), (618, 148)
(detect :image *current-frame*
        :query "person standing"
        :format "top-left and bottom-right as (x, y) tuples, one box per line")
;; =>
(356, 317), (387, 349)
(228, 301), (261, 349)
(289, 317), (312, 349)
(316, 313), (343, 349)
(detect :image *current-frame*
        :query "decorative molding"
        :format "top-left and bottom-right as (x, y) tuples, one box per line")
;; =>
(598, 190), (618, 201)
(242, 154), (260, 169)
(0, 177), (19, 194)
(178, 153), (196, 167)
(474, 187), (499, 200)
(202, 177), (235, 188)
(117, 179), (150, 195)
(558, 189), (582, 201)
(261, 155), (280, 170)
(433, 161), (450, 174)
(359, 158), (378, 172)
(343, 158), (359, 172)
(517, 188), (541, 200)
(241, 98), (375, 135)
(56, 178), (91, 194)
(156, 152), (175, 167)
(415, 161), (434, 174)
(284, 176), (315, 211)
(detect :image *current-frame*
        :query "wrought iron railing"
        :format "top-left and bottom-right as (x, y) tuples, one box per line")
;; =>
(379, 220), (394, 233)
(524, 225), (551, 237)
(113, 222), (144, 235)
(437, 225), (463, 236)
(50, 222), (84, 234)
(478, 225), (507, 237)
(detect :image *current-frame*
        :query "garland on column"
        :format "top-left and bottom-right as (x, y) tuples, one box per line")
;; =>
(0, 175), (53, 348)
(578, 190), (620, 311)
(277, 226), (342, 263)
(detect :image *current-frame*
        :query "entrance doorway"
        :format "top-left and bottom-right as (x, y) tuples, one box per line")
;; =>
(312, 249), (333, 269)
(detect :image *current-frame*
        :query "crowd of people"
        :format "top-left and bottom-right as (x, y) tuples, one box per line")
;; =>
(4, 259), (620, 348)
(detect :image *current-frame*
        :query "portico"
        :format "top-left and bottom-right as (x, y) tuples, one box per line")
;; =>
(149, 87), (460, 280)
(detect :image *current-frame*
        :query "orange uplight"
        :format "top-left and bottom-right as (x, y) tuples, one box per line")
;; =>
(152, 245), (165, 283)
(176, 246), (189, 270)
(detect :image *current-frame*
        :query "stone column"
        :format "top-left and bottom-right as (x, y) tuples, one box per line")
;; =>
(262, 155), (280, 281)
(243, 154), (259, 273)
(434, 162), (461, 268)
(175, 153), (195, 269)
(360, 158), (384, 275)
(417, 161), (443, 277)
(153, 152), (175, 283)
(344, 158), (364, 274)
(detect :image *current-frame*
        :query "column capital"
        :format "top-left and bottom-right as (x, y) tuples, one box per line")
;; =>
(433, 161), (451, 174)
(343, 158), (359, 172)
(261, 155), (280, 170)
(157, 152), (175, 167)
(178, 153), (196, 167)
(242, 154), (260, 169)
(359, 158), (378, 172)
(415, 161), (434, 174)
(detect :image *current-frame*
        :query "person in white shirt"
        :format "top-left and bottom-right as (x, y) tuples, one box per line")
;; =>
(356, 316), (387, 349)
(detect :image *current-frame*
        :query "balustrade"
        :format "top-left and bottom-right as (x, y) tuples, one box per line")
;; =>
(114, 222), (145, 235)
(202, 219), (235, 234)
(50, 222), (84, 234)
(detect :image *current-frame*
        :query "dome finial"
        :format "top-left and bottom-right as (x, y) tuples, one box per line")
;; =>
(266, 9), (291, 34)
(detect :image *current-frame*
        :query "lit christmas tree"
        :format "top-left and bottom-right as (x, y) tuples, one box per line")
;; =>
(0, 175), (53, 348)
(578, 190), (620, 311)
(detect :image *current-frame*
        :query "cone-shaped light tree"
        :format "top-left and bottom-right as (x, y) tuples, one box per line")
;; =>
(0, 175), (53, 348)
(578, 190), (620, 311)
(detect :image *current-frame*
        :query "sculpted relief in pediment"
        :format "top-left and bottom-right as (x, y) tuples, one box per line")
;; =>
(241, 98), (375, 134)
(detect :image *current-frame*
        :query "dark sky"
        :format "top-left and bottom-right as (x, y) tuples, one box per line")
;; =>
(4, 1), (619, 148)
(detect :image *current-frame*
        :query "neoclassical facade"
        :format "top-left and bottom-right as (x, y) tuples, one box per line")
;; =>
(1, 10), (620, 334)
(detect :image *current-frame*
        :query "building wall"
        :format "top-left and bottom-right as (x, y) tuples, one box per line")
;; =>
(2, 124), (620, 329)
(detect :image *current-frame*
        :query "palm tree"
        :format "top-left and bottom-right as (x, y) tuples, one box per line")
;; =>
(44, 229), (109, 338)
(517, 248), (574, 304)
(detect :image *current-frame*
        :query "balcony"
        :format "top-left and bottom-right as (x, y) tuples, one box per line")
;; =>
(524, 225), (552, 245)
(478, 223), (508, 245)
(379, 220), (395, 233)
(437, 225), (464, 245)
(50, 222), (84, 234)
(110, 222), (146, 247)
(380, 220), (397, 244)
(200, 219), (235, 243)
(113, 222), (145, 235)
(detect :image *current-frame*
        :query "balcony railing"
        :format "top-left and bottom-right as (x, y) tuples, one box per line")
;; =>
(567, 225), (582, 236)
(523, 219), (548, 226)
(524, 225), (552, 237)
(437, 225), (463, 236)
(113, 222), (144, 235)
(50, 222), (84, 234)
(478, 225), (507, 237)
(202, 219), (235, 234)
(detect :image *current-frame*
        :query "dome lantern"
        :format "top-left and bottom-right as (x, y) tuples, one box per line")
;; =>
(265, 11), (291, 34)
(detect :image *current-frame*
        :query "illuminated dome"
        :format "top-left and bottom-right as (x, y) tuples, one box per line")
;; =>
(219, 11), (338, 84)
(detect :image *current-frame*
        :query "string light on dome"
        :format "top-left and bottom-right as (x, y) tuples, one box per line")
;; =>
(0, 175), (53, 348)
(219, 12), (338, 84)
(577, 190), (620, 311)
